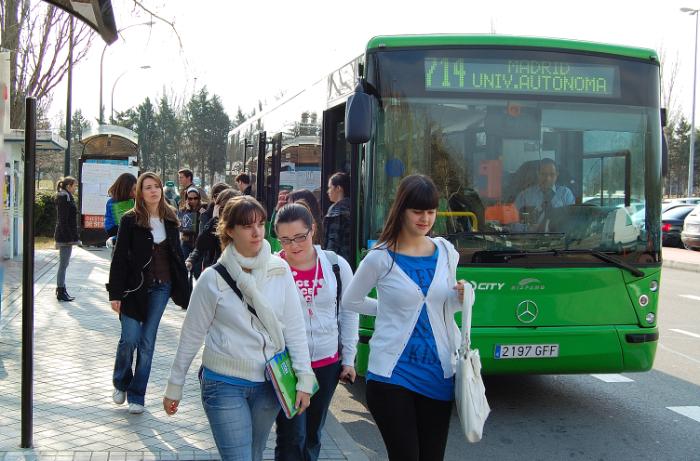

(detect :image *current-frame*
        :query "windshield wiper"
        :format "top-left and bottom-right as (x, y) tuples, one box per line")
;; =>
(471, 248), (644, 277)
(558, 249), (644, 278)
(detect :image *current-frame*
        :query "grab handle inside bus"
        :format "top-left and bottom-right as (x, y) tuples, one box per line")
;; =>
(346, 81), (373, 144)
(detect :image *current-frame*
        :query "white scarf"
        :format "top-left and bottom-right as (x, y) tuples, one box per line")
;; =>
(219, 239), (287, 351)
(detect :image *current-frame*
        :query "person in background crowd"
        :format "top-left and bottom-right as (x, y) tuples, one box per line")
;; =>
(186, 188), (240, 274)
(199, 182), (230, 234)
(273, 202), (364, 461)
(178, 168), (209, 208)
(108, 172), (191, 415)
(324, 172), (352, 264)
(104, 173), (137, 249)
(343, 174), (467, 461)
(163, 180), (180, 208)
(54, 176), (79, 302)
(287, 189), (324, 245)
(178, 187), (207, 278)
(235, 173), (253, 196)
(163, 195), (314, 461)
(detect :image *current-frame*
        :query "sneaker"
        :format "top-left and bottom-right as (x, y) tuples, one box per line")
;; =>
(128, 403), (144, 414)
(112, 389), (126, 405)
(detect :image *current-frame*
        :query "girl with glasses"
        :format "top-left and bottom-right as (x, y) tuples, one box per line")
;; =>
(164, 196), (315, 461)
(342, 174), (467, 461)
(273, 202), (368, 461)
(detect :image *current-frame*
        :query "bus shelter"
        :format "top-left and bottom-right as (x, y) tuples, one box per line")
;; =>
(78, 125), (139, 245)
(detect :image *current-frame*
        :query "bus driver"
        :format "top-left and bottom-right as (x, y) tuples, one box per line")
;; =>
(514, 158), (574, 230)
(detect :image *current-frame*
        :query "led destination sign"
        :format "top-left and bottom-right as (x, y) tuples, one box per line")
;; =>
(424, 57), (620, 98)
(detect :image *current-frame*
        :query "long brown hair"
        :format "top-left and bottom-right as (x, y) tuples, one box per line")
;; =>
(217, 195), (267, 249)
(376, 174), (439, 251)
(133, 172), (179, 228)
(108, 173), (137, 202)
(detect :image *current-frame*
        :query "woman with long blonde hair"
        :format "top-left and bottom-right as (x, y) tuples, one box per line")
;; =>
(108, 172), (190, 414)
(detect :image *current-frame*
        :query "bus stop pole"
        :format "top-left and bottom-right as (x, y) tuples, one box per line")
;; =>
(21, 97), (36, 448)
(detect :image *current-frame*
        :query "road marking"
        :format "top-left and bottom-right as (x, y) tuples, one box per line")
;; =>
(590, 374), (634, 383)
(679, 294), (700, 302)
(658, 344), (700, 365)
(669, 328), (700, 339)
(668, 406), (700, 423)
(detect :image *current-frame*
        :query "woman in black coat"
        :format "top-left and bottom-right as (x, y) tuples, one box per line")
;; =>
(54, 176), (79, 302)
(107, 172), (191, 415)
(186, 188), (239, 273)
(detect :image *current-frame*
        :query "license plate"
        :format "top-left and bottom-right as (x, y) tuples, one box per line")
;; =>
(494, 344), (559, 359)
(686, 223), (700, 233)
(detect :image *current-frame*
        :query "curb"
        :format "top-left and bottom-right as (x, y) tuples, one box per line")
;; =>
(662, 260), (700, 273)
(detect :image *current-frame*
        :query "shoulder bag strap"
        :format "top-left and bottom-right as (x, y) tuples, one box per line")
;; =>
(323, 250), (342, 317)
(212, 263), (259, 318)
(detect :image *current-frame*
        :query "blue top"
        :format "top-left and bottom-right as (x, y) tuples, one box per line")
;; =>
(367, 247), (454, 401)
(202, 367), (260, 387)
(104, 197), (116, 233)
(515, 184), (575, 212)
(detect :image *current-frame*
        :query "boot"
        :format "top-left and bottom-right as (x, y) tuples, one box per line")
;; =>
(56, 287), (74, 302)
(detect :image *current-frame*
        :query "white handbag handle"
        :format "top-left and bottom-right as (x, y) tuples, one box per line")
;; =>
(461, 282), (475, 349)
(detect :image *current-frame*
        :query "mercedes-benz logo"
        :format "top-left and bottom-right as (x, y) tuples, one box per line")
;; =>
(516, 300), (538, 323)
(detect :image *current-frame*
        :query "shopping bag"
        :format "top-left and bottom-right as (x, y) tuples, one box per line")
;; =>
(265, 349), (319, 419)
(455, 283), (490, 443)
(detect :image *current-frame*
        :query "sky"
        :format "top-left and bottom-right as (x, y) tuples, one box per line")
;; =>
(48, 0), (698, 130)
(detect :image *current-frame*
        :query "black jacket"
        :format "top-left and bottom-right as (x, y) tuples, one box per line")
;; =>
(107, 212), (190, 321)
(54, 190), (79, 244)
(323, 197), (352, 263)
(187, 216), (221, 271)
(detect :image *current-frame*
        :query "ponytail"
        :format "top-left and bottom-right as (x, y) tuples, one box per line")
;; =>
(57, 176), (77, 192)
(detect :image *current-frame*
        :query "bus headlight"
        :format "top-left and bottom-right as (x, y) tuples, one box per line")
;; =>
(649, 281), (658, 292)
(645, 312), (655, 324)
(639, 294), (649, 307)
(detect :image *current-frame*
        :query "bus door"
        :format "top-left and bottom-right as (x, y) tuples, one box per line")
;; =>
(322, 103), (359, 268)
(254, 131), (267, 202)
(262, 133), (282, 217)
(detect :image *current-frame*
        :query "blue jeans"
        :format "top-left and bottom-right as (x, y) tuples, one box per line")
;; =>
(112, 281), (171, 406)
(275, 361), (341, 461)
(201, 377), (280, 461)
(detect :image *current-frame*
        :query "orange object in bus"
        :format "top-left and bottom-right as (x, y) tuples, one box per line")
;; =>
(485, 204), (519, 224)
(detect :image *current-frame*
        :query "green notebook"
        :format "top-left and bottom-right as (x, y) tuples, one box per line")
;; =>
(266, 349), (319, 419)
(112, 199), (134, 224)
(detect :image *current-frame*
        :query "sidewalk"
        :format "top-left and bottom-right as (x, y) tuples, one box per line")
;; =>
(0, 247), (368, 461)
(661, 246), (700, 273)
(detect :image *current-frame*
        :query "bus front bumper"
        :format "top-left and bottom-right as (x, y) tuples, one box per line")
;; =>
(474, 325), (658, 375)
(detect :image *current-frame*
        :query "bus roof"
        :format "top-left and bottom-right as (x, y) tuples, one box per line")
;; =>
(366, 35), (658, 62)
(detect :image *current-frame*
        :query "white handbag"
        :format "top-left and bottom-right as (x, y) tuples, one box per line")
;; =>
(455, 283), (490, 443)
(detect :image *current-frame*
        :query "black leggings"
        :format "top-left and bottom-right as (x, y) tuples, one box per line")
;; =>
(366, 380), (453, 461)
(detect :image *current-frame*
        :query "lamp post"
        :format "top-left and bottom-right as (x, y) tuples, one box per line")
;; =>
(110, 65), (151, 122)
(99, 21), (154, 124)
(682, 7), (699, 196)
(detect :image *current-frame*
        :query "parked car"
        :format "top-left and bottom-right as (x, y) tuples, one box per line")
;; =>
(681, 205), (700, 251)
(663, 197), (700, 206)
(661, 205), (696, 247)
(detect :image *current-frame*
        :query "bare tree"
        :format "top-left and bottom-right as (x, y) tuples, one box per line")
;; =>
(659, 47), (681, 126)
(1, 0), (95, 128)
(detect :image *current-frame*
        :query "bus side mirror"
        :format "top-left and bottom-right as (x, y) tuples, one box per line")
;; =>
(662, 131), (669, 178)
(345, 83), (372, 144)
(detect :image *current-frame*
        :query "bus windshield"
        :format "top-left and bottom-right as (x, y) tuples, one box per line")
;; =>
(363, 48), (662, 265)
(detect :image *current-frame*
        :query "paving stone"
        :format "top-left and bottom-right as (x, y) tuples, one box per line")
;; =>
(1, 248), (363, 461)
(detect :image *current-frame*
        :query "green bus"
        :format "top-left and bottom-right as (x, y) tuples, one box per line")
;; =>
(228, 35), (663, 375)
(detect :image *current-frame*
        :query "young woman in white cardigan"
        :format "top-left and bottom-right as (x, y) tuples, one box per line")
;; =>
(163, 196), (315, 461)
(273, 202), (364, 461)
(343, 174), (467, 461)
